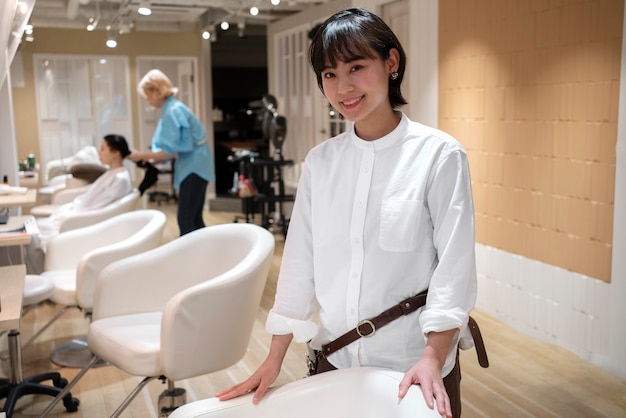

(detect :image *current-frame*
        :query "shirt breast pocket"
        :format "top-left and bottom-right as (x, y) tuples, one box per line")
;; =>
(379, 199), (425, 252)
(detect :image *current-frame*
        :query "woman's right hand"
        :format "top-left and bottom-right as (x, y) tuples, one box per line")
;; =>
(215, 357), (282, 404)
(216, 333), (293, 404)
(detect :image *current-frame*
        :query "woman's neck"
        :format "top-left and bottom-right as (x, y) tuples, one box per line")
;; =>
(108, 160), (123, 170)
(354, 110), (401, 141)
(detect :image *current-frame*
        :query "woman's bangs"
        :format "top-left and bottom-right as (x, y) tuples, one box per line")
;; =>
(323, 25), (376, 67)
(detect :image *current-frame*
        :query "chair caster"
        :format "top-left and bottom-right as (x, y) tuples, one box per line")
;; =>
(53, 377), (68, 388)
(63, 395), (80, 412)
(158, 386), (186, 417)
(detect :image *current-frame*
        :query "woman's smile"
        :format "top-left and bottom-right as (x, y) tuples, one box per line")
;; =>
(340, 95), (364, 109)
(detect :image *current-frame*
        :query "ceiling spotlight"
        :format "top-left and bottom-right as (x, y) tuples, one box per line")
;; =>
(220, 21), (229, 30)
(86, 17), (99, 31)
(202, 30), (210, 40)
(138, 0), (152, 16)
(24, 24), (34, 42)
(271, 0), (281, 5)
(249, 6), (259, 16)
(106, 30), (117, 48)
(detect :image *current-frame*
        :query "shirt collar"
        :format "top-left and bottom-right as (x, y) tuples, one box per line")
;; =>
(349, 112), (409, 151)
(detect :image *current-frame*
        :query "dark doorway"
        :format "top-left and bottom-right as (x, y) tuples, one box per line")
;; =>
(211, 24), (269, 197)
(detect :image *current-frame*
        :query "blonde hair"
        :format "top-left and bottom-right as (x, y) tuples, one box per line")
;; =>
(137, 69), (179, 98)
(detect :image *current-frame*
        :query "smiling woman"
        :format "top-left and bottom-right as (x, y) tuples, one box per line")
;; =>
(215, 8), (479, 418)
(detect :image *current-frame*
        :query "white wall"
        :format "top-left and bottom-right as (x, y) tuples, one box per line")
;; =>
(607, 0), (626, 379)
(1, 0), (32, 197)
(0, 64), (19, 193)
(361, 1), (437, 127)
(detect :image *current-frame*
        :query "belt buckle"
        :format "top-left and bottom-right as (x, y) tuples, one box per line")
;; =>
(356, 319), (376, 337)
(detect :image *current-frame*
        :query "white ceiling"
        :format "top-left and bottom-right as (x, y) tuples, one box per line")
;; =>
(31, 0), (330, 32)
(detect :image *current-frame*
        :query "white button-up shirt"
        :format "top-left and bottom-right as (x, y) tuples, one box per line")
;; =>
(267, 113), (477, 375)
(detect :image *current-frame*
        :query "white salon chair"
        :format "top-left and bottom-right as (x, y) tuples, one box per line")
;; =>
(58, 189), (140, 232)
(31, 189), (140, 230)
(30, 185), (90, 217)
(39, 161), (106, 204)
(169, 367), (444, 418)
(39, 223), (275, 418)
(40, 209), (167, 367)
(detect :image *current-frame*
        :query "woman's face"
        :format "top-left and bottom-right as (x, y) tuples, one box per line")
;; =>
(143, 84), (165, 108)
(320, 48), (398, 127)
(99, 140), (118, 165)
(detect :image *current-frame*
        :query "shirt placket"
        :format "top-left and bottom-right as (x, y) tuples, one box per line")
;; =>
(346, 144), (375, 363)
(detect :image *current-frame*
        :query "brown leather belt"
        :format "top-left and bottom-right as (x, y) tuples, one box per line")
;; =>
(320, 290), (489, 368)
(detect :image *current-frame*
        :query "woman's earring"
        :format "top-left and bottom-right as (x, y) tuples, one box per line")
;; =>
(390, 71), (399, 80)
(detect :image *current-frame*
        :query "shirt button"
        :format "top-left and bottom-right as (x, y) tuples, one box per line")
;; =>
(357, 201), (364, 208)
(351, 272), (358, 279)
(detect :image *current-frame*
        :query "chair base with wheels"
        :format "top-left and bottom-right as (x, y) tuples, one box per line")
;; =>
(1, 275), (55, 361)
(0, 330), (79, 417)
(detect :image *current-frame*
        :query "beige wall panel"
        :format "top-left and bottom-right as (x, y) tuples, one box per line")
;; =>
(485, 217), (503, 248)
(591, 201), (614, 243)
(439, 0), (623, 282)
(590, 161), (616, 204)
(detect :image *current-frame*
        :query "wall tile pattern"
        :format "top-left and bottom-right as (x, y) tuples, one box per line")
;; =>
(439, 0), (624, 282)
(476, 243), (610, 365)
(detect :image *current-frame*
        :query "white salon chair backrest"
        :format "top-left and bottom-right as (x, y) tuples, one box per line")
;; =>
(44, 209), (167, 310)
(58, 189), (140, 233)
(168, 367), (443, 418)
(89, 223), (275, 381)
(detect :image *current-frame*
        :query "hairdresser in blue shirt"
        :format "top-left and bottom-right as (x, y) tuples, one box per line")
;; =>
(130, 69), (215, 235)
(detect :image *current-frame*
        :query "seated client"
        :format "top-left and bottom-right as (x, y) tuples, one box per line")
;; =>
(26, 134), (133, 273)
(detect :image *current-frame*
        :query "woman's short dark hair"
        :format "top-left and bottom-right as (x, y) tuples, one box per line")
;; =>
(103, 134), (131, 158)
(309, 7), (407, 109)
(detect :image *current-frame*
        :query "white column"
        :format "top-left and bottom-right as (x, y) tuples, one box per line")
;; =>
(408, 0), (438, 127)
(607, 0), (626, 379)
(0, 54), (19, 189)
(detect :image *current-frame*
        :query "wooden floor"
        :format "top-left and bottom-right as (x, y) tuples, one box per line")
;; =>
(3, 200), (626, 417)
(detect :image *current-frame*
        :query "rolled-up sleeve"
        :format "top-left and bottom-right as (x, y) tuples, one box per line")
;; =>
(419, 149), (477, 336)
(266, 160), (319, 342)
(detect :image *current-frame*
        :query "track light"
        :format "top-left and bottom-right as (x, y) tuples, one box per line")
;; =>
(138, 0), (152, 16)
(87, 0), (101, 31)
(202, 30), (210, 40)
(271, 0), (281, 5)
(220, 21), (229, 30)
(118, 15), (132, 34)
(237, 16), (245, 38)
(24, 24), (34, 42)
(86, 16), (99, 31)
(249, 6), (259, 16)
(106, 30), (117, 48)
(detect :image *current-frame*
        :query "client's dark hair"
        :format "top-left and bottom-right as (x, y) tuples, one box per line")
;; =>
(103, 134), (131, 158)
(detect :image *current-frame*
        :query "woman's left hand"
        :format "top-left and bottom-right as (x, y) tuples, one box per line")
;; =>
(399, 356), (451, 417)
(398, 329), (456, 418)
